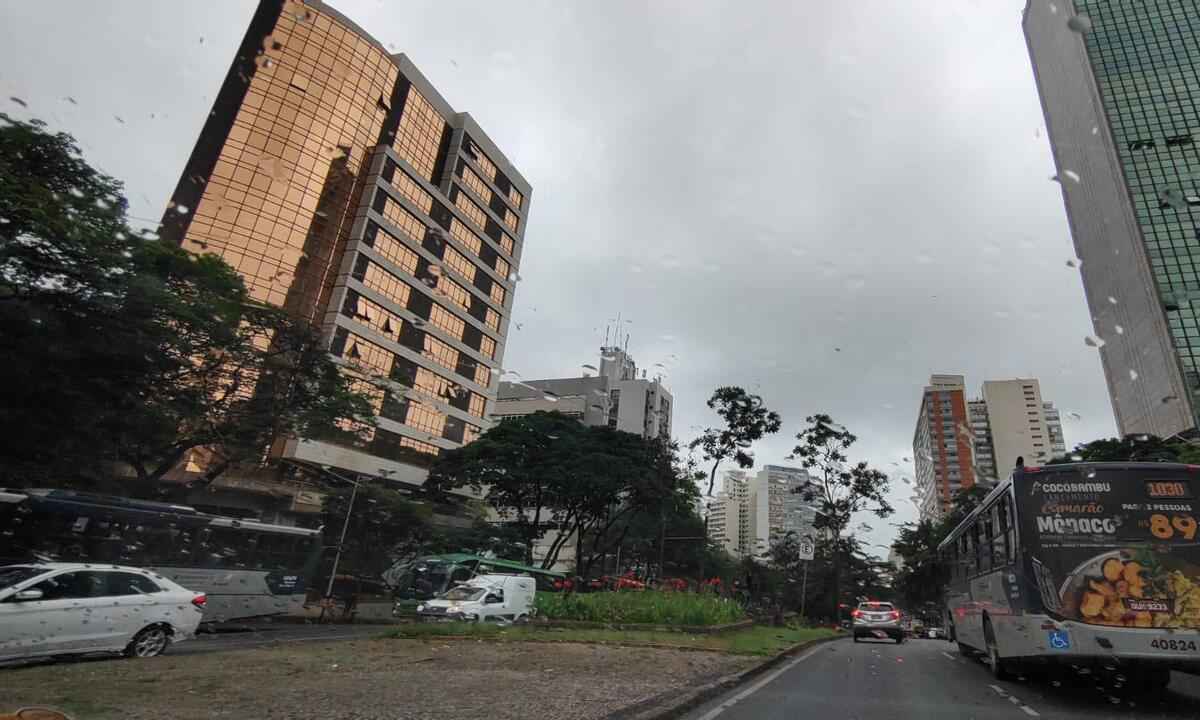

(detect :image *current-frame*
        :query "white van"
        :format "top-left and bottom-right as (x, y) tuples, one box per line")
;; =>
(416, 574), (535, 623)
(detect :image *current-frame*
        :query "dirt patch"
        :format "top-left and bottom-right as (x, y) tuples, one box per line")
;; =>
(1, 639), (757, 720)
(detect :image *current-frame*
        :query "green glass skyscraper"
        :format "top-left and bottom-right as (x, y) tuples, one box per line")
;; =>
(1025, 1), (1200, 437)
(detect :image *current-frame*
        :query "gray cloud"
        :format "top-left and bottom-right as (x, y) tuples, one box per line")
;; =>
(0, 0), (1118, 550)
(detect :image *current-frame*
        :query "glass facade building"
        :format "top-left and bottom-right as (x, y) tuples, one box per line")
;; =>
(1025, 1), (1199, 437)
(161, 0), (530, 486)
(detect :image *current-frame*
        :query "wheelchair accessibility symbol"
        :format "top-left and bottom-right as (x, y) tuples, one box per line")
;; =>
(1048, 629), (1070, 650)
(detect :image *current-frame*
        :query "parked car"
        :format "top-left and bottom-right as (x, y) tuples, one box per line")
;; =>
(927, 627), (945, 639)
(416, 574), (535, 623)
(0, 563), (206, 662)
(851, 600), (904, 643)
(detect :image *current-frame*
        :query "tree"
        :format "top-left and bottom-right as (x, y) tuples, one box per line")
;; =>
(890, 485), (989, 618)
(0, 114), (375, 489)
(790, 413), (893, 618)
(425, 411), (588, 566)
(426, 412), (701, 573)
(689, 387), (783, 497)
(1048, 434), (1187, 464)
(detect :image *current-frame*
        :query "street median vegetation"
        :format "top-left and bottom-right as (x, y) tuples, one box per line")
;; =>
(535, 590), (744, 626)
(384, 620), (837, 656)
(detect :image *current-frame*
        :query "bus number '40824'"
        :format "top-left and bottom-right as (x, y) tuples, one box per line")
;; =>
(1150, 638), (1199, 652)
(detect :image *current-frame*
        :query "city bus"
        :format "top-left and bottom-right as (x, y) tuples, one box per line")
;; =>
(0, 488), (322, 623)
(938, 463), (1200, 689)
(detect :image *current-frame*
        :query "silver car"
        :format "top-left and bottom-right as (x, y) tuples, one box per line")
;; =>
(851, 601), (904, 643)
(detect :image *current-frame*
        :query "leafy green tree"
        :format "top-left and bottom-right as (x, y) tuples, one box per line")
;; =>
(425, 411), (589, 566)
(427, 412), (699, 572)
(1048, 434), (1183, 464)
(0, 114), (374, 489)
(889, 485), (989, 617)
(689, 387), (783, 497)
(790, 413), (893, 618)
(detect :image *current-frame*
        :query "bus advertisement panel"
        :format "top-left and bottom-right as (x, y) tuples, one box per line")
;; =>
(1017, 467), (1200, 632)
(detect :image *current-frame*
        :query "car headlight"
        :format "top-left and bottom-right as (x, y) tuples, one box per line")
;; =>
(416, 604), (425, 613)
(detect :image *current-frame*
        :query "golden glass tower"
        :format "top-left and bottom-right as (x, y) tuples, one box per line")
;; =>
(162, 0), (530, 486)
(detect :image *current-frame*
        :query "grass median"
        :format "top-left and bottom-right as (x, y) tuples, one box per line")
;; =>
(383, 621), (838, 656)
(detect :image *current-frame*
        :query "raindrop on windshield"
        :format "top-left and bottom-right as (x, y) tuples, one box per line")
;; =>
(1107, 296), (1118, 305)
(1062, 169), (1081, 183)
(1066, 258), (1082, 268)
(1084, 335), (1106, 348)
(1159, 189), (1187, 210)
(1067, 411), (1082, 421)
(1067, 14), (1093, 34)
(1129, 369), (1139, 381)
(1114, 325), (1124, 335)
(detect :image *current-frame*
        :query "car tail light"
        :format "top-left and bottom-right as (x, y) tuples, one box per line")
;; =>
(851, 609), (862, 618)
(191, 593), (207, 609)
(891, 610), (901, 620)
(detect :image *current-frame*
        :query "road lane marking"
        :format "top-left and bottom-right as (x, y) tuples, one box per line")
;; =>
(988, 683), (1039, 717)
(694, 644), (830, 720)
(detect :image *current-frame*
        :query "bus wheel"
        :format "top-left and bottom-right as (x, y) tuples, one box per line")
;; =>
(984, 619), (1014, 681)
(957, 641), (974, 657)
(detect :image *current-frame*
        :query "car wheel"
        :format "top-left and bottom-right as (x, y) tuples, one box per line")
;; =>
(125, 626), (170, 658)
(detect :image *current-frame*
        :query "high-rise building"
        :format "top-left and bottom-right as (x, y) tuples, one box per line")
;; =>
(915, 375), (1068, 521)
(750, 465), (818, 554)
(981, 379), (1057, 472)
(1025, 1), (1199, 438)
(967, 399), (997, 483)
(491, 344), (672, 441)
(1044, 401), (1068, 458)
(706, 471), (750, 557)
(913, 375), (976, 522)
(161, 1), (530, 488)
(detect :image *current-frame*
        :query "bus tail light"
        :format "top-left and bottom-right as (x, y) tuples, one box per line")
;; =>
(191, 594), (207, 609)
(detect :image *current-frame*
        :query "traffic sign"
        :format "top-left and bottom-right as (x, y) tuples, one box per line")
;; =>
(797, 537), (816, 561)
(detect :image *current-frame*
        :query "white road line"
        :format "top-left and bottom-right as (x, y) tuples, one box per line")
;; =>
(694, 645), (829, 720)
(988, 683), (1040, 717)
(941, 651), (957, 661)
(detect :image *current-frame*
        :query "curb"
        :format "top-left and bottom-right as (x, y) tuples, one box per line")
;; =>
(602, 632), (847, 720)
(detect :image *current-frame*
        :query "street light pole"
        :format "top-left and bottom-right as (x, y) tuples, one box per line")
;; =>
(326, 476), (359, 602)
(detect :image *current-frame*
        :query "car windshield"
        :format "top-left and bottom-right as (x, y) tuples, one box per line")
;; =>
(0, 566), (42, 591)
(8, 0), (1200, 714)
(440, 586), (486, 602)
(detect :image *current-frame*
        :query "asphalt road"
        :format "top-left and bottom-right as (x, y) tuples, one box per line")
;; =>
(170, 622), (386, 656)
(684, 636), (1200, 720)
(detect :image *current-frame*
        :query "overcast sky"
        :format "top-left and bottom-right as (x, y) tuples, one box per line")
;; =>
(0, 0), (1117, 552)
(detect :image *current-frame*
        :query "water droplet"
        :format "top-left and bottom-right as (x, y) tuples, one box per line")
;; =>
(1063, 169), (1081, 183)
(1115, 325), (1124, 335)
(1067, 14), (1093, 34)
(1159, 189), (1187, 210)
(1066, 257), (1082, 268)
(1092, 126), (1099, 135)
(9, 96), (28, 107)
(1049, 2), (1058, 15)
(1084, 335), (1106, 348)
(1107, 296), (1118, 305)
(1129, 369), (1138, 381)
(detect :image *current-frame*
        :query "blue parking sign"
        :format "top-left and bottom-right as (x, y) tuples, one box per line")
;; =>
(1048, 630), (1070, 650)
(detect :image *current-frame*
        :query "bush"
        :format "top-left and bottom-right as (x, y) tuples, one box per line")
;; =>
(535, 591), (744, 626)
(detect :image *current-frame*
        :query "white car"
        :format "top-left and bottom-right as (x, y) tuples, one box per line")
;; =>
(0, 563), (206, 662)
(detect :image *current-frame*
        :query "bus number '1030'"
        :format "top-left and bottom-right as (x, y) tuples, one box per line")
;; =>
(1150, 638), (1198, 652)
